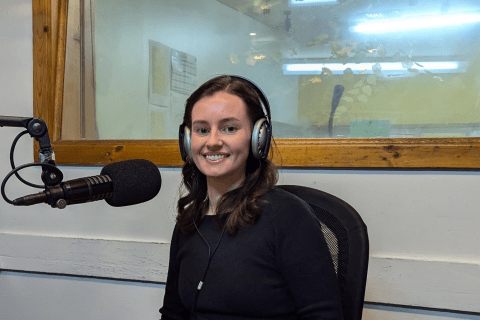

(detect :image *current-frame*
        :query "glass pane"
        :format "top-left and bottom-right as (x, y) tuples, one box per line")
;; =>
(82, 0), (480, 139)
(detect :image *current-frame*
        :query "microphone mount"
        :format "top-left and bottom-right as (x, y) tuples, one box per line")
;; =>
(2, 117), (161, 209)
(0, 115), (63, 186)
(1, 115), (65, 207)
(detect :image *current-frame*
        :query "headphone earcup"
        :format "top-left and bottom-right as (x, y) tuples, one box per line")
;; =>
(179, 124), (192, 162)
(251, 118), (272, 160)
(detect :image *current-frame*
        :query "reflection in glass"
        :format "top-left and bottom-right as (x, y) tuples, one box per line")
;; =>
(68, 0), (480, 139)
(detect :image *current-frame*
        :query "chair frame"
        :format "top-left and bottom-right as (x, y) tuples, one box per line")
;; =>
(277, 185), (369, 320)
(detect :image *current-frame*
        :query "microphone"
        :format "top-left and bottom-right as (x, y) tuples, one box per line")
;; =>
(11, 159), (161, 209)
(328, 85), (345, 137)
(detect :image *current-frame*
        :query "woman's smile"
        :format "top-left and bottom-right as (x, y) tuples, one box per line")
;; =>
(204, 154), (229, 162)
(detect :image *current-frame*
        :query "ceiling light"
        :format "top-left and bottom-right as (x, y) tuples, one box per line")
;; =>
(250, 32), (257, 36)
(353, 13), (480, 34)
(283, 62), (462, 75)
(289, 0), (338, 7)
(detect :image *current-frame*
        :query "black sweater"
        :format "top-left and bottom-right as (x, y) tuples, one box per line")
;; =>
(160, 188), (343, 320)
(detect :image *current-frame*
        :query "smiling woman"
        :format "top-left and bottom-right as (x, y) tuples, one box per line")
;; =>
(33, 0), (480, 168)
(160, 75), (344, 319)
(177, 75), (276, 229)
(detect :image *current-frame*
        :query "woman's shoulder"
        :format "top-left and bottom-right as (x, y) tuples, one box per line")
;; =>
(257, 187), (324, 242)
(262, 186), (310, 206)
(260, 187), (317, 222)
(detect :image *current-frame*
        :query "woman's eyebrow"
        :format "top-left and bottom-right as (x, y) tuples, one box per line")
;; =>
(219, 117), (240, 124)
(192, 117), (240, 126)
(192, 120), (209, 126)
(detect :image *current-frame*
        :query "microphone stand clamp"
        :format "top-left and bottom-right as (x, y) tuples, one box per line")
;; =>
(0, 115), (63, 186)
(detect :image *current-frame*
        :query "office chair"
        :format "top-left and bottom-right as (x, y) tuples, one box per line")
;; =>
(277, 185), (369, 320)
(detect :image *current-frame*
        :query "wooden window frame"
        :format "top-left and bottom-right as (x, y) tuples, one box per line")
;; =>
(33, 0), (480, 169)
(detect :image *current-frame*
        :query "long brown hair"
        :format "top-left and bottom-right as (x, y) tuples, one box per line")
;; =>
(177, 75), (278, 235)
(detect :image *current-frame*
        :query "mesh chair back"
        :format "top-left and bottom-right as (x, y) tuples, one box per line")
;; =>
(277, 185), (369, 320)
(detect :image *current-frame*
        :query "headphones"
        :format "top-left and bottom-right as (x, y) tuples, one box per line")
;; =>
(179, 75), (272, 162)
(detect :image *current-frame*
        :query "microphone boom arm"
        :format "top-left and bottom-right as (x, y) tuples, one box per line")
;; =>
(1, 115), (62, 186)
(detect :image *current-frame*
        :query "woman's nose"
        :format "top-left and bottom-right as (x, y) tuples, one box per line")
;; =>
(206, 128), (223, 149)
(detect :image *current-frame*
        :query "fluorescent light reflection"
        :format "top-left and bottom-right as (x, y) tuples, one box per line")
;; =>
(354, 14), (480, 34)
(283, 62), (461, 75)
(289, 0), (337, 6)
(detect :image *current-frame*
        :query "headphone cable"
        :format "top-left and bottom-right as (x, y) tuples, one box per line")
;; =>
(189, 214), (227, 319)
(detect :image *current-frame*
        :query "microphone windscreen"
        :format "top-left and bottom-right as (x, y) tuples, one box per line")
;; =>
(100, 159), (161, 207)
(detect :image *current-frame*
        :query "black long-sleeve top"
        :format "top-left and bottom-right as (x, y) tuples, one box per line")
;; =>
(160, 187), (343, 320)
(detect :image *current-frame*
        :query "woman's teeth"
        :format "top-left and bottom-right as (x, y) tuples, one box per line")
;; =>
(206, 155), (227, 161)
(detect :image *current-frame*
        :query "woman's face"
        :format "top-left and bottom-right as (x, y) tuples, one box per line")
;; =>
(190, 91), (252, 185)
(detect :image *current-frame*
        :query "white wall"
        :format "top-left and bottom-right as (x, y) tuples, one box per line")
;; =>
(1, 1), (480, 319)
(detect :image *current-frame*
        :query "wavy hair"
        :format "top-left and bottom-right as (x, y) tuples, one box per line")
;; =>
(177, 75), (278, 235)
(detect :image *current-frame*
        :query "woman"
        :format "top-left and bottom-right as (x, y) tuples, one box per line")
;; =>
(160, 75), (343, 320)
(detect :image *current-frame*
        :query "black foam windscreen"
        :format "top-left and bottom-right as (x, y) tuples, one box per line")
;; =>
(100, 159), (161, 207)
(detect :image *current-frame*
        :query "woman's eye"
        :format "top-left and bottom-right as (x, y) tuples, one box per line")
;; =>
(195, 128), (209, 135)
(222, 126), (237, 134)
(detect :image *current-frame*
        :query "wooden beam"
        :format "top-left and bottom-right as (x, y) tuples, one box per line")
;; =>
(32, 0), (53, 131)
(48, 138), (480, 169)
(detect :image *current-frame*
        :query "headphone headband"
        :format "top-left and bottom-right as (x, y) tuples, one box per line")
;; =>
(228, 75), (271, 123)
